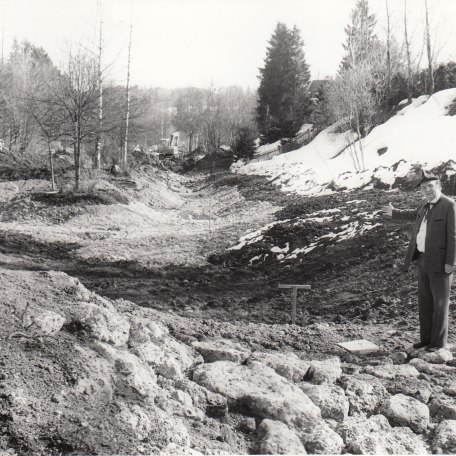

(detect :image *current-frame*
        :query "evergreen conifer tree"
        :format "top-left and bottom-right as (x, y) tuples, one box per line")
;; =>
(340, 0), (378, 70)
(256, 23), (311, 144)
(231, 126), (256, 161)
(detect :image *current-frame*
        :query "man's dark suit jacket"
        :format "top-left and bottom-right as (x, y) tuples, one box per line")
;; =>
(392, 195), (456, 272)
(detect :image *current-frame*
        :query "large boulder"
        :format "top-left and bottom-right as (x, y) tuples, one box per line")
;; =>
(256, 419), (306, 455)
(338, 414), (428, 455)
(379, 394), (429, 433)
(132, 339), (201, 380)
(298, 382), (349, 422)
(432, 420), (456, 454)
(248, 351), (310, 382)
(24, 308), (66, 336)
(385, 377), (432, 404)
(429, 397), (456, 420)
(306, 356), (342, 384)
(173, 378), (228, 417)
(164, 338), (203, 371)
(132, 341), (183, 380)
(416, 348), (453, 364)
(70, 301), (130, 346)
(116, 402), (190, 451)
(116, 402), (154, 441)
(128, 317), (169, 346)
(95, 342), (158, 400)
(443, 382), (456, 397)
(363, 364), (420, 380)
(341, 373), (389, 415)
(154, 391), (206, 422)
(193, 361), (321, 428)
(192, 338), (250, 363)
(409, 358), (456, 376)
(72, 344), (114, 402)
(298, 421), (344, 454)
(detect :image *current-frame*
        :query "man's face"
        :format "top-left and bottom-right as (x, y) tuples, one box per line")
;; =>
(420, 180), (441, 202)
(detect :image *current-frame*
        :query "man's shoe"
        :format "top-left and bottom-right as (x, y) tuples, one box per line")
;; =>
(413, 342), (428, 349)
(425, 345), (444, 352)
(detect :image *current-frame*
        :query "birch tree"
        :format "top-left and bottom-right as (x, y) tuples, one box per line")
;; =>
(94, 3), (103, 170)
(424, 0), (434, 94)
(122, 15), (132, 169)
(403, 0), (413, 103)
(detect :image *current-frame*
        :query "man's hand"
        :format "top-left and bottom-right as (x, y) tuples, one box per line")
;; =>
(445, 264), (453, 274)
(382, 202), (394, 217)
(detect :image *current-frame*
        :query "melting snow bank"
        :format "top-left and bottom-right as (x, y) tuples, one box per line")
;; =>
(232, 89), (456, 195)
(225, 200), (383, 266)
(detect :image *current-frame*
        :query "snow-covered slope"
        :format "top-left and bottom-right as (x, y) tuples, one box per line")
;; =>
(232, 89), (456, 194)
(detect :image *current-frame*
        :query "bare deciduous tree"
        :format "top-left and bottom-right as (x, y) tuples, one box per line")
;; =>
(424, 0), (434, 94)
(49, 50), (98, 190)
(122, 14), (133, 170)
(94, 1), (104, 170)
(403, 0), (413, 103)
(173, 88), (205, 155)
(29, 67), (64, 191)
(326, 63), (376, 171)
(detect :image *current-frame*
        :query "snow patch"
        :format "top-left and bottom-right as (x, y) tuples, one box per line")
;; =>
(232, 89), (456, 195)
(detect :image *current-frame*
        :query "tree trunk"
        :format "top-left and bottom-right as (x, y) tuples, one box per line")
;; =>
(74, 121), (81, 191)
(354, 109), (365, 171)
(188, 132), (193, 155)
(48, 145), (56, 191)
(123, 13), (132, 170)
(95, 15), (103, 170)
(94, 1), (103, 170)
(404, 0), (413, 103)
(385, 0), (392, 105)
(425, 0), (434, 95)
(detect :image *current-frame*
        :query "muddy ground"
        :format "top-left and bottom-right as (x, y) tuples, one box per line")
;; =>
(3, 160), (456, 454)
(1, 163), (454, 355)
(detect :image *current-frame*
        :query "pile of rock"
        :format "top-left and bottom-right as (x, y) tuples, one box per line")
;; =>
(189, 337), (456, 454)
(4, 269), (456, 455)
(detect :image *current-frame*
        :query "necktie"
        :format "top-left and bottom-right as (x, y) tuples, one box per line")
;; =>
(423, 203), (431, 222)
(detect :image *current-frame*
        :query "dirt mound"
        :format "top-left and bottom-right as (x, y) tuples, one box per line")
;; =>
(0, 188), (129, 225)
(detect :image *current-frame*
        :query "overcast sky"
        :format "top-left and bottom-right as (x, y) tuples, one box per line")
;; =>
(1, 0), (455, 89)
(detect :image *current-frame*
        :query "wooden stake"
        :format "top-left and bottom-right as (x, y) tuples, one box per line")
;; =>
(291, 286), (297, 325)
(278, 284), (311, 325)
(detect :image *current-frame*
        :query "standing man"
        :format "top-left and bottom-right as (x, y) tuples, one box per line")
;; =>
(383, 170), (456, 352)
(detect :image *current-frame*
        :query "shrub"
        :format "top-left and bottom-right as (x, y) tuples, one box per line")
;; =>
(231, 127), (256, 161)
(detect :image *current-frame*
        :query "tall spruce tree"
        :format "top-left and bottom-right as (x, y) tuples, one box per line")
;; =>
(256, 23), (311, 144)
(340, 0), (378, 70)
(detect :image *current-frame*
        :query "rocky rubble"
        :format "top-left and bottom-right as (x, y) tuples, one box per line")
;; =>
(4, 267), (456, 455)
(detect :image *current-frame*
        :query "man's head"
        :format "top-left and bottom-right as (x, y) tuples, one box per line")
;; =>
(419, 177), (441, 202)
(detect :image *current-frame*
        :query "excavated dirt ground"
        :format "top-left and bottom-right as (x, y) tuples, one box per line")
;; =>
(2, 160), (456, 454)
(1, 165), (455, 352)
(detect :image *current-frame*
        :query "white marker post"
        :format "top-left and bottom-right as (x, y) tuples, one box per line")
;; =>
(278, 284), (311, 325)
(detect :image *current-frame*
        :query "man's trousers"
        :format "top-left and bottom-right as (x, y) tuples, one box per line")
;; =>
(417, 254), (453, 347)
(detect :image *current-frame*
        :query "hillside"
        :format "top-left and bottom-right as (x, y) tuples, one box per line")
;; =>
(2, 89), (456, 455)
(233, 89), (456, 194)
